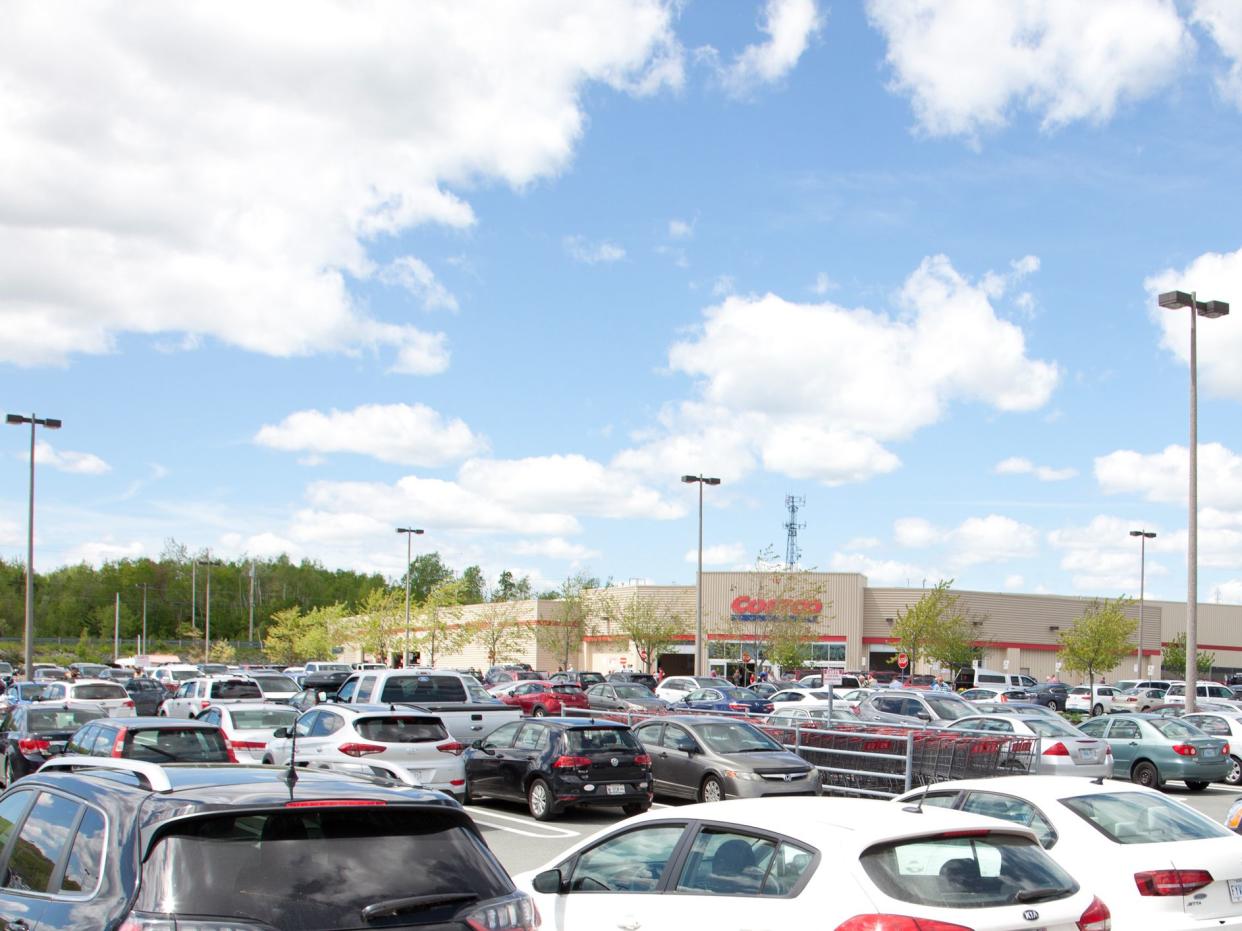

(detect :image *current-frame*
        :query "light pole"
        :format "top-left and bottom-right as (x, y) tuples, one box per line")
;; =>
(396, 528), (425, 667)
(6, 413), (61, 679)
(1159, 290), (1230, 713)
(1129, 530), (1156, 679)
(681, 474), (721, 676)
(197, 557), (223, 662)
(134, 582), (150, 656)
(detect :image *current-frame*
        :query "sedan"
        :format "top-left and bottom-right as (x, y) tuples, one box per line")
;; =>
(633, 715), (819, 802)
(499, 681), (590, 717)
(518, 796), (1107, 931)
(764, 706), (859, 729)
(767, 688), (837, 709)
(676, 687), (773, 716)
(1111, 687), (1167, 714)
(584, 682), (669, 713)
(0, 704), (105, 786)
(959, 687), (1030, 703)
(1065, 685), (1120, 715)
(943, 714), (1111, 777)
(1181, 710), (1242, 786)
(195, 702), (298, 763)
(895, 774), (1242, 931)
(1077, 713), (1230, 790)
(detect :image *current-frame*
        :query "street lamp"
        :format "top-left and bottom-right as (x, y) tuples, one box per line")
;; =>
(396, 528), (425, 667)
(1159, 289), (1230, 713)
(1129, 530), (1156, 679)
(6, 413), (61, 679)
(682, 474), (721, 676)
(134, 582), (151, 656)
(197, 557), (223, 662)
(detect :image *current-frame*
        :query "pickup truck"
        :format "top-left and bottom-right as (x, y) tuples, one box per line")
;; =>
(332, 669), (520, 743)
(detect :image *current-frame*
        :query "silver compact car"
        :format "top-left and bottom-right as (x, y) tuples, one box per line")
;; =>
(633, 715), (820, 803)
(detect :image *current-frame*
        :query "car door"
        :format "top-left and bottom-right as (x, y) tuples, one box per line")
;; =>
(0, 788), (44, 929)
(305, 709), (344, 759)
(633, 723), (667, 793)
(1105, 717), (1141, 772)
(469, 721), (521, 797)
(658, 724), (702, 799)
(502, 723), (548, 798)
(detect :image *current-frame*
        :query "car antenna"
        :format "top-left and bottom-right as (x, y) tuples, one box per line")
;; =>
(903, 779), (932, 814)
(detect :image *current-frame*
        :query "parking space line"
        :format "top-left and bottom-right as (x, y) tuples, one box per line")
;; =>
(467, 808), (581, 838)
(472, 818), (580, 839)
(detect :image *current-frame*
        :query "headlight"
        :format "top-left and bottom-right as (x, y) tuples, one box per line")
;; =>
(723, 769), (762, 781)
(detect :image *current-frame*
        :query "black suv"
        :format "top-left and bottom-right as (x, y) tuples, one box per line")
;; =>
(464, 717), (653, 821)
(0, 758), (536, 929)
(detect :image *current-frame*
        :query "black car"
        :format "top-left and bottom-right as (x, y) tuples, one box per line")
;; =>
(120, 677), (166, 716)
(549, 670), (606, 688)
(464, 717), (653, 821)
(0, 705), (105, 787)
(64, 717), (235, 764)
(0, 758), (536, 930)
(606, 670), (659, 689)
(1025, 682), (1070, 710)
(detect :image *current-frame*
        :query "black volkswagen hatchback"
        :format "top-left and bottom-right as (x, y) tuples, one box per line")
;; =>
(464, 717), (652, 821)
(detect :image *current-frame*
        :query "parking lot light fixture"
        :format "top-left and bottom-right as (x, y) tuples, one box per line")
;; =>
(682, 475), (722, 676)
(397, 528), (425, 667)
(1129, 530), (1156, 678)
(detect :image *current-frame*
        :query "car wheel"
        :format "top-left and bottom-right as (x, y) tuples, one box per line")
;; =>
(532, 706), (547, 717)
(1227, 756), (1242, 786)
(1186, 780), (1211, 791)
(622, 802), (650, 816)
(699, 775), (724, 804)
(462, 782), (475, 805)
(0, 755), (10, 789)
(261, 755), (274, 765)
(1092, 703), (1104, 717)
(1132, 760), (1162, 789)
(527, 778), (556, 821)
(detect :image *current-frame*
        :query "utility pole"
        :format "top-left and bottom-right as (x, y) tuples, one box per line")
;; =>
(248, 560), (256, 643)
(113, 592), (120, 660)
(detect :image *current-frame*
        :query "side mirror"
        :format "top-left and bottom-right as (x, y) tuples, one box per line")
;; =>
(470, 739), (484, 750)
(532, 868), (564, 895)
(680, 695), (690, 703)
(273, 727), (289, 739)
(916, 712), (932, 722)
(317, 691), (329, 702)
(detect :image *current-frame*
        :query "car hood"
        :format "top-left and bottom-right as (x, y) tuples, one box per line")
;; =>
(715, 749), (811, 770)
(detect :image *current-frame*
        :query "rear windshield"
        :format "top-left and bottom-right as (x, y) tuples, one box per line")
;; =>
(72, 684), (127, 700)
(1062, 791), (1232, 844)
(614, 685), (654, 699)
(127, 727), (231, 763)
(550, 685), (584, 695)
(229, 709), (298, 730)
(19, 685), (51, 701)
(378, 674), (467, 704)
(354, 716), (448, 743)
(135, 808), (510, 929)
(925, 696), (972, 720)
(250, 675), (298, 692)
(579, 673), (604, 685)
(200, 665), (230, 675)
(28, 708), (104, 731)
(37, 669), (68, 680)
(209, 680), (263, 700)
(165, 669), (199, 681)
(0, 664), (11, 674)
(311, 664), (350, 673)
(1023, 719), (1082, 738)
(564, 728), (641, 753)
(1148, 718), (1201, 739)
(860, 833), (1077, 908)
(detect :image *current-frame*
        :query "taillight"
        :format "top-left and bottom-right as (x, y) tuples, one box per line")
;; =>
(728, 702), (747, 712)
(1172, 743), (1198, 756)
(224, 740), (239, 763)
(123, 699), (135, 708)
(437, 741), (466, 755)
(17, 738), (49, 754)
(552, 755), (592, 769)
(120, 917), (273, 930)
(200, 699), (211, 709)
(338, 742), (385, 757)
(1135, 869), (1214, 896)
(111, 727), (128, 758)
(1077, 895), (1111, 930)
(463, 891), (539, 931)
(634, 754), (652, 766)
(1043, 741), (1070, 756)
(1225, 742), (1231, 755)
(834, 916), (971, 930)
(229, 740), (267, 749)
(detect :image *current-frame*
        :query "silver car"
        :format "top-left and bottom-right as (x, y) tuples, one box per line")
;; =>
(944, 714), (1111, 777)
(633, 715), (820, 803)
(584, 682), (669, 713)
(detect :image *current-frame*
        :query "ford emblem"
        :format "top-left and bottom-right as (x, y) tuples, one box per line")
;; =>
(610, 757), (619, 767)
(1023, 909), (1039, 922)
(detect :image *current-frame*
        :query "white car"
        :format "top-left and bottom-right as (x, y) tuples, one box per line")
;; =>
(960, 687), (1030, 704)
(160, 676), (264, 718)
(245, 672), (300, 704)
(1162, 682), (1242, 710)
(517, 796), (1109, 931)
(1181, 710), (1242, 786)
(195, 702), (299, 763)
(263, 703), (467, 801)
(654, 676), (728, 704)
(1065, 685), (1120, 716)
(943, 714), (1112, 778)
(766, 688), (839, 709)
(894, 774), (1242, 930)
(150, 663), (201, 694)
(36, 679), (136, 717)
(834, 687), (876, 710)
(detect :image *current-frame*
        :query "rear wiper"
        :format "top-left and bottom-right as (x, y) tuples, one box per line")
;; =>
(361, 892), (479, 921)
(1013, 887), (1068, 904)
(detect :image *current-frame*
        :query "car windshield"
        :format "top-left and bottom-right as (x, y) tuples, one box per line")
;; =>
(28, 708), (104, 730)
(693, 722), (784, 753)
(251, 675), (299, 691)
(354, 716), (448, 743)
(1061, 791), (1231, 844)
(168, 669), (198, 681)
(378, 674), (468, 703)
(134, 808), (511, 929)
(312, 664), (350, 673)
(127, 727), (231, 762)
(564, 728), (641, 753)
(579, 673), (604, 685)
(71, 683), (128, 700)
(1069, 687), (1090, 695)
(229, 709), (298, 730)
(614, 685), (653, 699)
(860, 832), (1077, 908)
(925, 696), (972, 720)
(210, 680), (263, 700)
(18, 684), (51, 701)
(1148, 718), (1201, 739)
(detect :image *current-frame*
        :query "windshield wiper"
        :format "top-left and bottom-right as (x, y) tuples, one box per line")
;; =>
(1013, 887), (1068, 904)
(361, 892), (479, 921)
(735, 747), (780, 752)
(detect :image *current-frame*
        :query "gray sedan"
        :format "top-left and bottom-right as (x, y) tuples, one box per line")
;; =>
(632, 715), (820, 803)
(584, 682), (669, 713)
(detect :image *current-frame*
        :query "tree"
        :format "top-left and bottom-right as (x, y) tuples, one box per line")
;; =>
(599, 593), (686, 673)
(1161, 632), (1215, 677)
(355, 587), (402, 663)
(458, 566), (487, 605)
(262, 603), (345, 663)
(210, 639), (237, 663)
(1059, 597), (1137, 691)
(535, 572), (596, 669)
(468, 602), (528, 666)
(492, 570), (533, 602)
(927, 611), (987, 681)
(892, 581), (964, 676)
(404, 553), (455, 604)
(413, 579), (471, 666)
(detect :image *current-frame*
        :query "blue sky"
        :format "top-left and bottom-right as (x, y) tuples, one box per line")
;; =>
(4, 0), (1242, 604)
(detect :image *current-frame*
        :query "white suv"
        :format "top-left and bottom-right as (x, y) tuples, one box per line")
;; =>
(1065, 685), (1119, 716)
(160, 676), (264, 718)
(1161, 682), (1242, 708)
(264, 703), (467, 801)
(38, 679), (136, 717)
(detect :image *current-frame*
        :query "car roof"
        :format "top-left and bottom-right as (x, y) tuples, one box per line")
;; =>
(517, 716), (630, 729)
(649, 714), (754, 727)
(321, 703), (441, 717)
(209, 702), (298, 715)
(69, 678), (124, 686)
(896, 774), (1158, 802)
(94, 716), (220, 729)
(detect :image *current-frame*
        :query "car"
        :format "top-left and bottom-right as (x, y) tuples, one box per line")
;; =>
(302, 660), (352, 676)
(584, 681), (670, 713)
(958, 686), (1031, 703)
(942, 714), (1112, 777)
(675, 686), (774, 716)
(159, 675), (263, 718)
(65, 716), (237, 763)
(518, 795), (1107, 931)
(0, 704), (106, 786)
(0, 662), (12, 687)
(969, 699), (1062, 718)
(196, 662), (231, 677)
(32, 666), (69, 682)
(606, 670), (659, 689)
(1115, 678), (1173, 693)
(1077, 712), (1230, 789)
(764, 706), (859, 729)
(748, 681), (780, 697)
(497, 681), (591, 717)
(464, 717), (653, 819)
(149, 663), (200, 693)
(194, 702), (299, 763)
(350, 661), (388, 671)
(67, 662), (109, 679)
(766, 688), (839, 709)
(855, 689), (974, 725)
(1111, 687), (1168, 713)
(654, 675), (728, 703)
(549, 670), (606, 688)
(0, 756), (536, 930)
(794, 673), (864, 689)
(484, 668), (545, 686)
(119, 676), (167, 716)
(243, 671), (300, 703)
(36, 679), (136, 717)
(1181, 710), (1242, 785)
(1065, 684), (1120, 716)
(833, 687), (876, 710)
(1148, 700), (1239, 717)
(336, 668), (522, 742)
(1162, 681), (1242, 709)
(894, 774), (1242, 931)
(633, 715), (820, 802)
(0, 681), (52, 712)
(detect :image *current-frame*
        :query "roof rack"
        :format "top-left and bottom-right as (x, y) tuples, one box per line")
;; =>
(40, 756), (173, 793)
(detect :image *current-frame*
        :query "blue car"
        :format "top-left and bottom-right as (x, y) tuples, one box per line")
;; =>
(677, 686), (774, 716)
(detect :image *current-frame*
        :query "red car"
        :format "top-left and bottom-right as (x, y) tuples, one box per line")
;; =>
(498, 681), (589, 717)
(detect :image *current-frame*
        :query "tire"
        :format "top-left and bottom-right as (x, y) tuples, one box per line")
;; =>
(699, 775), (724, 804)
(1092, 704), (1104, 717)
(1132, 760), (1162, 789)
(622, 802), (650, 816)
(0, 756), (10, 789)
(532, 706), (547, 718)
(261, 755), (274, 765)
(527, 778), (557, 821)
(462, 782), (475, 805)
(1186, 780), (1211, 792)
(1226, 755), (1242, 787)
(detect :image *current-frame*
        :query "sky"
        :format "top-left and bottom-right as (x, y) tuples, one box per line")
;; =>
(4, 0), (1242, 606)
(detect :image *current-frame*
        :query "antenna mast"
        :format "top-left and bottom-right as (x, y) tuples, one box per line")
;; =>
(784, 495), (806, 569)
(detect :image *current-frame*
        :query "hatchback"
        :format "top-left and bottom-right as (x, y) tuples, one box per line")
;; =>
(856, 689), (974, 725)
(498, 681), (590, 717)
(65, 716), (236, 764)
(655, 675), (729, 703)
(1065, 685), (1120, 715)
(195, 702), (298, 763)
(1077, 713), (1230, 789)
(120, 676), (167, 715)
(0, 705), (105, 786)
(244, 671), (300, 703)
(160, 675), (263, 718)
(584, 681), (670, 713)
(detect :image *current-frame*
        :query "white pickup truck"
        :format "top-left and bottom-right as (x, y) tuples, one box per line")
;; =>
(332, 669), (521, 743)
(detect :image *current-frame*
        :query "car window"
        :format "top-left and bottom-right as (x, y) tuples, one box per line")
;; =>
(1077, 718), (1108, 737)
(60, 806), (105, 895)
(66, 724), (98, 755)
(675, 828), (779, 896)
(482, 721), (521, 749)
(514, 724), (550, 751)
(294, 711), (319, 738)
(198, 709), (221, 726)
(568, 825), (686, 893)
(377, 674), (468, 704)
(28, 708), (104, 731)
(1109, 719), (1140, 739)
(127, 727), (230, 763)
(565, 728), (640, 753)
(634, 723), (663, 746)
(210, 680), (262, 700)
(661, 725), (697, 752)
(1149, 718), (1199, 739)
(4, 792), (82, 893)
(87, 727), (116, 756)
(1063, 791), (1231, 844)
(357, 675), (376, 700)
(335, 678), (358, 703)
(1185, 715), (1230, 736)
(0, 791), (35, 867)
(308, 712), (343, 737)
(230, 709), (299, 731)
(960, 792), (1058, 848)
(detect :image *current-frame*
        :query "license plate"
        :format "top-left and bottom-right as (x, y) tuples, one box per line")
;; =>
(1203, 748), (1218, 757)
(1229, 879), (1242, 903)
(606, 784), (625, 796)
(48, 742), (66, 753)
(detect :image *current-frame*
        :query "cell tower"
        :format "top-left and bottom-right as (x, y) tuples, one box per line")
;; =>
(784, 495), (806, 569)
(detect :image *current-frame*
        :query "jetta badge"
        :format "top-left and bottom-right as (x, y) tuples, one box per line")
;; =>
(1023, 909), (1039, 922)
(610, 758), (619, 767)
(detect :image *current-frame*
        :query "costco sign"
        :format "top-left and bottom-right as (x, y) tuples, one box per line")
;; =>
(730, 595), (823, 622)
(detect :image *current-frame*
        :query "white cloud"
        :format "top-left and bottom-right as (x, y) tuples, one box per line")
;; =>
(28, 441), (110, 475)
(720, 0), (823, 97)
(866, 0), (1191, 138)
(0, 2), (682, 368)
(843, 536), (881, 550)
(995, 456), (1077, 481)
(668, 219), (694, 239)
(894, 514), (1038, 566)
(1095, 443), (1242, 510)
(1003, 574), (1025, 590)
(684, 542), (747, 566)
(1213, 579), (1242, 604)
(1047, 514), (1173, 591)
(379, 257), (459, 312)
(810, 272), (836, 295)
(1192, 1), (1242, 107)
(1146, 246), (1242, 398)
(895, 517), (941, 548)
(564, 236), (626, 264)
(0, 518), (19, 547)
(830, 551), (939, 586)
(62, 539), (144, 566)
(514, 538), (602, 562)
(254, 403), (488, 467)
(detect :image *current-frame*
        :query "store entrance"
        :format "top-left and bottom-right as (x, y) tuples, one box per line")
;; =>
(657, 652), (693, 677)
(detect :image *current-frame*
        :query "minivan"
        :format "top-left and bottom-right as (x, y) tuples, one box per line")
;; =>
(954, 668), (1036, 691)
